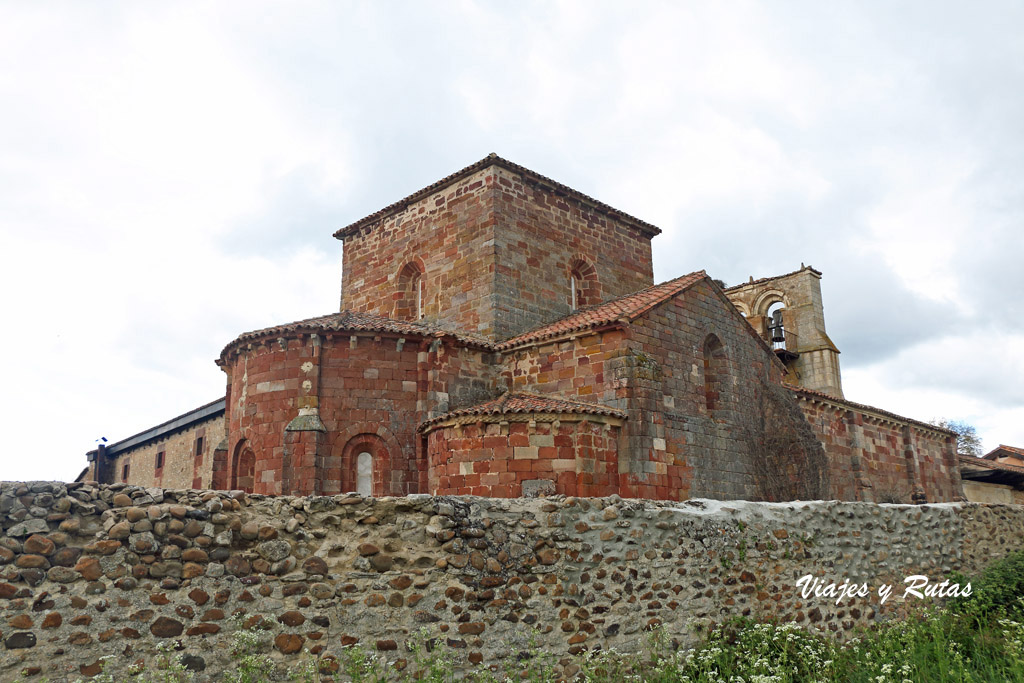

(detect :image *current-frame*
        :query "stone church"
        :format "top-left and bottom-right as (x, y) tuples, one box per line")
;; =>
(84, 155), (962, 503)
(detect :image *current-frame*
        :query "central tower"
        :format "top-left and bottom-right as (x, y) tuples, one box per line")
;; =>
(334, 154), (659, 341)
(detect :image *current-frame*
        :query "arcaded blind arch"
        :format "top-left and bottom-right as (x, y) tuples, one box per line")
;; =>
(231, 441), (255, 493)
(338, 432), (395, 497)
(568, 256), (600, 309)
(702, 333), (728, 413)
(395, 260), (425, 320)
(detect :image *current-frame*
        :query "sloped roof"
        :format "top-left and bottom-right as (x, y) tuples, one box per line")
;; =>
(333, 153), (662, 240)
(983, 444), (1024, 461)
(960, 454), (1024, 475)
(420, 391), (627, 431)
(496, 271), (708, 350)
(219, 310), (492, 360)
(86, 397), (226, 459)
(959, 453), (1024, 488)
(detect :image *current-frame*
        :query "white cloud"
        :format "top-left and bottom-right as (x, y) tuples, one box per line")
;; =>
(1, 0), (1022, 481)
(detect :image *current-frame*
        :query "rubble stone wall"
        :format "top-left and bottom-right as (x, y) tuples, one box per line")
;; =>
(2, 481), (1021, 682)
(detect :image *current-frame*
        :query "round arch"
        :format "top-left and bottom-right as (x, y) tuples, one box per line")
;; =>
(567, 255), (601, 309)
(701, 333), (729, 414)
(338, 433), (393, 497)
(231, 439), (256, 493)
(395, 257), (427, 320)
(751, 289), (790, 318)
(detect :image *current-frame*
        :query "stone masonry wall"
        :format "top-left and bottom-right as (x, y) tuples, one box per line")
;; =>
(338, 163), (656, 342)
(426, 419), (622, 498)
(108, 416), (225, 491)
(795, 393), (960, 503)
(339, 168), (498, 336)
(489, 165), (654, 340)
(225, 333), (496, 497)
(725, 267), (844, 399)
(621, 281), (787, 501)
(3, 482), (1022, 681)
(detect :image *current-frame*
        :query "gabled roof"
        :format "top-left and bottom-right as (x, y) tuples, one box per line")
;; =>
(333, 153), (662, 240)
(419, 391), (627, 431)
(496, 271), (707, 350)
(983, 444), (1024, 461)
(218, 310), (493, 361)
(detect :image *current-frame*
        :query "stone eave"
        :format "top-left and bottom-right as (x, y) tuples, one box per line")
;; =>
(217, 322), (493, 367)
(420, 411), (626, 436)
(788, 385), (956, 437)
(333, 153), (662, 241)
(723, 265), (823, 293)
(496, 322), (627, 355)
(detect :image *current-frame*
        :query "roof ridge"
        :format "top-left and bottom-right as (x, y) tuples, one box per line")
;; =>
(495, 271), (708, 351)
(333, 154), (662, 240)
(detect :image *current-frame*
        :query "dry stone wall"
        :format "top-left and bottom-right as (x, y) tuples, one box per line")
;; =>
(2, 481), (1024, 681)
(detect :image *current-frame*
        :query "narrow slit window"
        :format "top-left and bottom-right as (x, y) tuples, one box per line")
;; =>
(396, 262), (425, 320)
(568, 257), (599, 309)
(416, 274), (423, 319)
(356, 452), (373, 496)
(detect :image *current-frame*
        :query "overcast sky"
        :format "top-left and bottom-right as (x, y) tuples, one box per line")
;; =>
(1, 1), (1022, 482)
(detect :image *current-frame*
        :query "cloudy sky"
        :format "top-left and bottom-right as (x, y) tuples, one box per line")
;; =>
(1, 1), (1021, 482)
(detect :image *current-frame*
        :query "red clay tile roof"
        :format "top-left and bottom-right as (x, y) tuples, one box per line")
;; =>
(959, 454), (1024, 476)
(496, 271), (708, 350)
(420, 391), (627, 431)
(333, 153), (662, 240)
(724, 265), (822, 292)
(786, 384), (956, 435)
(219, 310), (492, 361)
(983, 444), (1024, 461)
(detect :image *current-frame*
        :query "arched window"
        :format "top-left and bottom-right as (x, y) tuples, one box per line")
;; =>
(568, 257), (600, 310)
(356, 452), (373, 496)
(231, 441), (256, 493)
(703, 334), (727, 413)
(395, 261), (425, 320)
(339, 433), (392, 497)
(766, 301), (786, 349)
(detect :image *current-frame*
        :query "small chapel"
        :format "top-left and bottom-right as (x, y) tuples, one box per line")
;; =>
(85, 155), (963, 503)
